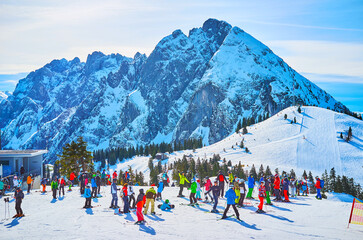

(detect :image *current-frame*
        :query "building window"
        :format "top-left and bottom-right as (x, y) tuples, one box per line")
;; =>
(0, 160), (10, 165)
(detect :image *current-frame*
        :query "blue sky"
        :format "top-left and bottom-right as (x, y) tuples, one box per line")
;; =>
(0, 0), (362, 111)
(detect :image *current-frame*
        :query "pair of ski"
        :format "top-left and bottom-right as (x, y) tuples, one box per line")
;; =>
(179, 203), (203, 206)
(217, 214), (242, 222)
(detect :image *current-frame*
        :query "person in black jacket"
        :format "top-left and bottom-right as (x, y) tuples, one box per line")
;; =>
(14, 187), (24, 218)
(205, 180), (221, 213)
(96, 173), (101, 195)
(238, 179), (247, 207)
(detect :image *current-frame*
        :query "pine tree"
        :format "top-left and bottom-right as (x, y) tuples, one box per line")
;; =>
(265, 165), (272, 176)
(257, 164), (264, 179)
(249, 164), (257, 180)
(242, 126), (248, 134)
(302, 170), (307, 179)
(297, 106), (301, 113)
(308, 171), (316, 193)
(289, 169), (296, 178)
(236, 120), (242, 133)
(56, 136), (94, 177)
(329, 168), (336, 192)
(335, 176), (343, 193)
(346, 127), (352, 142)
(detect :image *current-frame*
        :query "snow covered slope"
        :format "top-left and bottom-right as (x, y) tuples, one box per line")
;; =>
(0, 19), (350, 162)
(112, 106), (363, 184)
(0, 186), (361, 239)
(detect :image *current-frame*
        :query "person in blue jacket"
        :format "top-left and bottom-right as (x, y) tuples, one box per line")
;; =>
(91, 174), (98, 198)
(282, 177), (290, 202)
(246, 175), (255, 199)
(156, 180), (164, 200)
(158, 199), (175, 211)
(83, 184), (92, 208)
(221, 185), (240, 220)
(110, 178), (119, 208)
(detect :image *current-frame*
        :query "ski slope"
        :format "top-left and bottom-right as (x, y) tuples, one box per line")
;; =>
(109, 106), (363, 184)
(0, 186), (361, 239)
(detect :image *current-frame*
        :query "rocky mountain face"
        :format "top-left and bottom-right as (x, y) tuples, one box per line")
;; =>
(0, 19), (349, 162)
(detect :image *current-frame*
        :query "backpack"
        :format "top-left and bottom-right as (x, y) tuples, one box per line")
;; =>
(320, 180), (324, 188)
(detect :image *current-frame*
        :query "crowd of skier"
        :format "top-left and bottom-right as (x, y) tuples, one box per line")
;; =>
(0, 168), (324, 223)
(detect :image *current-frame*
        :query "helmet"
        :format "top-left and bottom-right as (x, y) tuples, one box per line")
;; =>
(165, 199), (169, 204)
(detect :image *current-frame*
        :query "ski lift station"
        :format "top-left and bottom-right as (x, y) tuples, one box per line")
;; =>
(0, 150), (48, 177)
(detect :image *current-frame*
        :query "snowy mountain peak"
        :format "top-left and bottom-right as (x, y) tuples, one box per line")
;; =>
(0, 19), (351, 162)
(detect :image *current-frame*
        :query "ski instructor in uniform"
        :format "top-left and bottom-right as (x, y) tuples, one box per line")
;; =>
(217, 171), (228, 198)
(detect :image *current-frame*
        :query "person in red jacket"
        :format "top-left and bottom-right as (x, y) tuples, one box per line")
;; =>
(112, 171), (118, 180)
(257, 181), (266, 213)
(315, 177), (322, 200)
(217, 171), (229, 198)
(69, 172), (76, 191)
(135, 189), (146, 224)
(59, 177), (66, 197)
(273, 175), (282, 201)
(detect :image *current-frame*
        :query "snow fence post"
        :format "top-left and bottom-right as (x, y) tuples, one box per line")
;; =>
(347, 198), (355, 228)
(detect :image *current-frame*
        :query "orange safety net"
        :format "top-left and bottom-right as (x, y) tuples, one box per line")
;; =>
(349, 198), (363, 226)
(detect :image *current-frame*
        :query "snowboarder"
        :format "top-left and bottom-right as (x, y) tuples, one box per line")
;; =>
(156, 179), (164, 200)
(189, 179), (198, 205)
(256, 180), (266, 213)
(83, 184), (92, 208)
(110, 178), (119, 208)
(26, 174), (33, 194)
(177, 172), (189, 197)
(205, 180), (221, 213)
(144, 187), (156, 215)
(91, 174), (97, 198)
(217, 171), (228, 197)
(59, 177), (66, 197)
(13, 187), (24, 218)
(128, 183), (135, 209)
(221, 185), (240, 220)
(315, 176), (322, 200)
(51, 177), (58, 200)
(158, 199), (175, 211)
(135, 189), (146, 224)
(246, 174), (255, 199)
(204, 176), (213, 202)
(238, 178), (247, 207)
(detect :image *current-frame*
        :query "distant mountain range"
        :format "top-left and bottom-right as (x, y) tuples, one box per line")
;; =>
(0, 18), (349, 162)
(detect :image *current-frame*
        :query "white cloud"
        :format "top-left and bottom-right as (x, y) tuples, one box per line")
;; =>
(267, 40), (363, 78)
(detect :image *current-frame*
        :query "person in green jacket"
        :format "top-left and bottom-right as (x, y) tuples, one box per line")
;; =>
(177, 172), (189, 197)
(188, 179), (197, 205)
(51, 178), (58, 200)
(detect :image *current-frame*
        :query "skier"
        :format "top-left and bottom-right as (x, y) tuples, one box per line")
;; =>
(26, 174), (33, 194)
(189, 179), (198, 205)
(282, 176), (290, 202)
(290, 177), (296, 198)
(135, 189), (146, 224)
(69, 172), (76, 191)
(302, 180), (308, 196)
(101, 170), (106, 186)
(59, 177), (66, 197)
(51, 177), (58, 200)
(162, 172), (169, 187)
(234, 178), (241, 206)
(112, 170), (118, 180)
(120, 183), (130, 213)
(13, 187), (24, 218)
(221, 184), (240, 220)
(144, 187), (156, 215)
(96, 173), (101, 195)
(128, 183), (136, 209)
(177, 172), (189, 197)
(158, 199), (175, 211)
(238, 179), (247, 207)
(246, 174), (255, 199)
(205, 180), (221, 213)
(196, 179), (202, 200)
(156, 179), (164, 200)
(204, 176), (213, 203)
(265, 176), (272, 205)
(41, 177), (47, 193)
(0, 178), (4, 196)
(91, 174), (98, 198)
(273, 174), (282, 201)
(124, 171), (130, 183)
(83, 184), (92, 208)
(110, 178), (119, 208)
(217, 171), (228, 197)
(315, 176), (322, 200)
(228, 171), (234, 183)
(13, 176), (19, 190)
(256, 180), (266, 213)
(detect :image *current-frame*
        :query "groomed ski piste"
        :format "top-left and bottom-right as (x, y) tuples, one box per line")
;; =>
(0, 186), (362, 239)
(108, 106), (363, 185)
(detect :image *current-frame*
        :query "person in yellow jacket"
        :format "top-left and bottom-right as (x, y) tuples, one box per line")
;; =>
(228, 171), (234, 183)
(177, 172), (189, 197)
(144, 187), (156, 215)
(234, 179), (241, 205)
(27, 174), (33, 194)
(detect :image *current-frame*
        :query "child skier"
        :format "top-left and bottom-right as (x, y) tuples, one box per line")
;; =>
(205, 180), (221, 213)
(121, 183), (130, 213)
(135, 189), (146, 224)
(156, 179), (164, 200)
(234, 178), (241, 206)
(83, 184), (92, 208)
(51, 177), (58, 200)
(69, 172), (76, 191)
(189, 179), (197, 205)
(256, 180), (266, 213)
(91, 174), (97, 198)
(13, 187), (24, 218)
(41, 178), (47, 193)
(196, 179), (202, 200)
(221, 185), (240, 220)
(204, 176), (213, 203)
(265, 177), (272, 205)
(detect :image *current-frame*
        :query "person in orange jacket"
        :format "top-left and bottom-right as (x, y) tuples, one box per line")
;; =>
(135, 189), (146, 224)
(27, 174), (33, 194)
(273, 174), (282, 201)
(69, 172), (76, 191)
